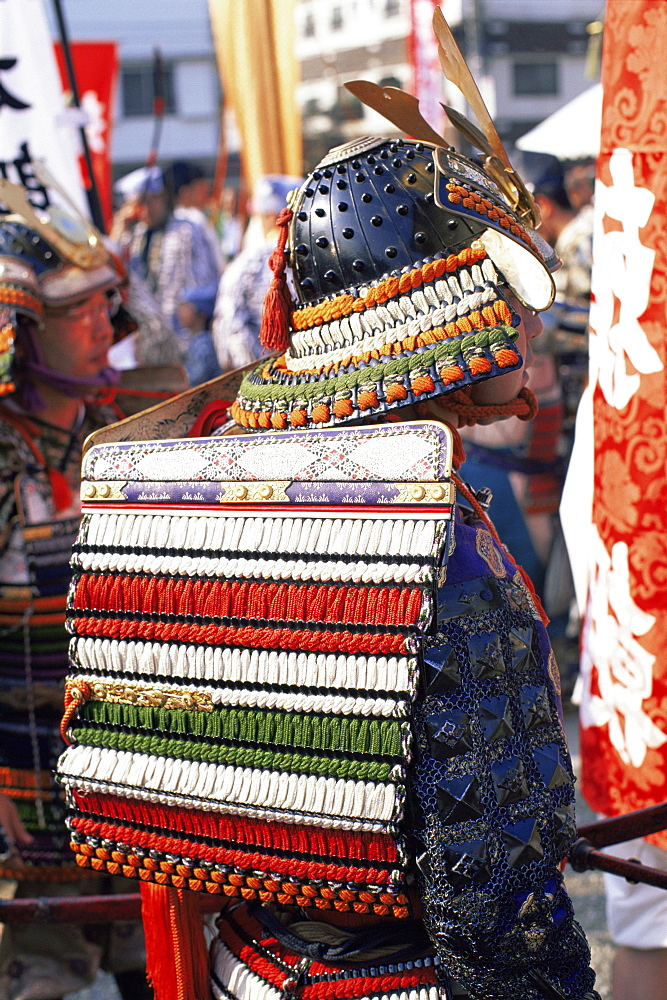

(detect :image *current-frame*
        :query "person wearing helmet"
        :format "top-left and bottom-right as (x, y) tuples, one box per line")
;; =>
(204, 138), (599, 1000)
(59, 138), (599, 999)
(0, 185), (147, 1000)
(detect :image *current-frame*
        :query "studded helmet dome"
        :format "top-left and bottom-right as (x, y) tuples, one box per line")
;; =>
(0, 180), (123, 397)
(231, 136), (559, 433)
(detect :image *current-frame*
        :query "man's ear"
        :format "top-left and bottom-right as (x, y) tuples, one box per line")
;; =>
(534, 193), (554, 221)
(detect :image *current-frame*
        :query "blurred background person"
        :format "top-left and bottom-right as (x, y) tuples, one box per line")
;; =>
(175, 282), (221, 386)
(0, 187), (150, 1000)
(164, 159), (223, 284)
(120, 166), (218, 346)
(212, 174), (301, 372)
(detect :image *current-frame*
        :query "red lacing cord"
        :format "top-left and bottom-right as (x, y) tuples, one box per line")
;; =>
(69, 616), (410, 655)
(73, 575), (424, 628)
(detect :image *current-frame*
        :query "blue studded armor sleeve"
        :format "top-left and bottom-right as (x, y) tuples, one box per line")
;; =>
(408, 507), (597, 1000)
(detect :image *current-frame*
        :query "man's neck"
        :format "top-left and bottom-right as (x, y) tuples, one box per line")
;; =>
(31, 382), (84, 431)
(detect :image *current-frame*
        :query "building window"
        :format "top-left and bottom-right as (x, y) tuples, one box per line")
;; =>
(121, 62), (176, 117)
(303, 12), (315, 37)
(331, 5), (343, 30)
(335, 87), (365, 122)
(513, 61), (558, 96)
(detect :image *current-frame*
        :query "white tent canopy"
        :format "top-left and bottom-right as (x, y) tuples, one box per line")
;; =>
(515, 84), (602, 160)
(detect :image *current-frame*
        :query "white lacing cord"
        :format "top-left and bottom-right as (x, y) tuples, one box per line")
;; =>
(288, 260), (500, 363)
(286, 283), (496, 374)
(75, 546), (431, 585)
(59, 746), (398, 824)
(74, 636), (416, 693)
(84, 514), (437, 560)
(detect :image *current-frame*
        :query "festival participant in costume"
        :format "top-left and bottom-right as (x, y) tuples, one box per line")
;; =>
(56, 13), (599, 1000)
(211, 174), (302, 372)
(0, 183), (149, 1000)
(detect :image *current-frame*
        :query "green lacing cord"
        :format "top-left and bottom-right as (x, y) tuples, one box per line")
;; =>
(239, 323), (518, 405)
(81, 702), (404, 756)
(74, 726), (398, 782)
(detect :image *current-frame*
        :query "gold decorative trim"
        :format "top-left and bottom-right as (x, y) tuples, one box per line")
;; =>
(216, 481), (291, 503)
(80, 678), (213, 712)
(80, 481), (128, 501)
(393, 482), (455, 504)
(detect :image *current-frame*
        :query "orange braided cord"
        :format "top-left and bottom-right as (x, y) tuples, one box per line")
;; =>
(291, 245), (487, 331)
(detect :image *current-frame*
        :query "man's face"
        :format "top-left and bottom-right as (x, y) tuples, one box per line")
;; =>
(144, 190), (169, 228)
(188, 178), (212, 211)
(42, 289), (114, 380)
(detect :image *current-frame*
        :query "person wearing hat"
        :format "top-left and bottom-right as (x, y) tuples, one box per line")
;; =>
(211, 174), (302, 372)
(0, 184), (149, 1000)
(176, 280), (222, 386)
(122, 163), (220, 345)
(167, 159), (224, 281)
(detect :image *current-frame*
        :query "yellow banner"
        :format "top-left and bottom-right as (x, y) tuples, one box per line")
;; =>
(208, 0), (302, 192)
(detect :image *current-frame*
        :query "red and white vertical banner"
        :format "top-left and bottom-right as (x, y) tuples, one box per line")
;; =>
(570, 0), (667, 842)
(54, 42), (119, 232)
(0, 0), (86, 214)
(408, 0), (446, 137)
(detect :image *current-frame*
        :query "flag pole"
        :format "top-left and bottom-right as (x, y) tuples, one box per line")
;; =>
(51, 0), (106, 231)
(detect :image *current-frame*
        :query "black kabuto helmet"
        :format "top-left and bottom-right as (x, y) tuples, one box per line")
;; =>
(231, 10), (559, 434)
(231, 135), (558, 433)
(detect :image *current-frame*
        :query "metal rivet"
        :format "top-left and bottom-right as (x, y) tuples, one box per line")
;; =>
(318, 184), (329, 194)
(338, 202), (348, 211)
(386, 246), (397, 258)
(397, 204), (408, 216)
(315, 236), (329, 248)
(415, 232), (426, 243)
(370, 216), (383, 227)
(411, 485), (426, 501)
(431, 485), (446, 500)
(384, 184), (395, 194)
(342, 228), (354, 239)
(258, 485), (273, 499)
(352, 259), (365, 272)
(361, 192), (372, 203)
(337, 179), (347, 190)
(315, 207), (326, 217)
(234, 485), (248, 499)
(98, 484), (111, 497)
(295, 244), (309, 256)
(83, 483), (96, 498)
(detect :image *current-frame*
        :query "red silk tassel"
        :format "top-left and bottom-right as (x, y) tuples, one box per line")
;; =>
(259, 206), (294, 353)
(140, 882), (208, 1000)
(47, 468), (73, 512)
